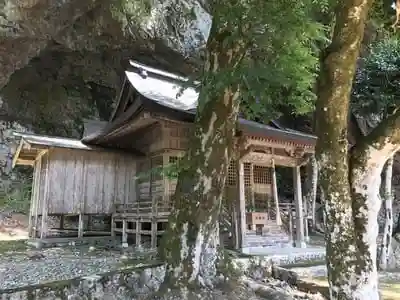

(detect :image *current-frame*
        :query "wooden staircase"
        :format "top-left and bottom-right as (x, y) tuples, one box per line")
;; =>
(219, 202), (299, 248)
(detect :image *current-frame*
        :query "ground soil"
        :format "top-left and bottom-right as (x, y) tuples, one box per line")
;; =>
(0, 212), (29, 241)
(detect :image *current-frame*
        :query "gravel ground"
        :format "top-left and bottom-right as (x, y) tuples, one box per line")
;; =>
(0, 243), (325, 300)
(0, 245), (154, 290)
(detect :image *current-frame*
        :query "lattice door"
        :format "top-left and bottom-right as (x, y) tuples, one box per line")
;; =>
(253, 165), (272, 214)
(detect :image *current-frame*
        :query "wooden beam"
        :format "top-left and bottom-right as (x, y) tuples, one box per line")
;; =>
(246, 137), (314, 154)
(102, 112), (154, 142)
(297, 153), (313, 166)
(242, 152), (301, 167)
(35, 149), (48, 161)
(109, 77), (128, 121)
(15, 159), (35, 166)
(12, 139), (25, 168)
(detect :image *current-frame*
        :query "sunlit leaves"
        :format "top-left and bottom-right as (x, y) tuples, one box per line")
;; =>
(199, 0), (324, 120)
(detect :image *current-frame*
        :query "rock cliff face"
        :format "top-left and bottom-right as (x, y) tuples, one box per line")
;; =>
(0, 0), (210, 192)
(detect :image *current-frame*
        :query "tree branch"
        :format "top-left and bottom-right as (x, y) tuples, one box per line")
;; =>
(352, 108), (400, 158)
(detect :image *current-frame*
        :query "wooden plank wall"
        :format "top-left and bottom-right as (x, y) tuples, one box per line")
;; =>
(161, 120), (191, 150)
(43, 148), (137, 215)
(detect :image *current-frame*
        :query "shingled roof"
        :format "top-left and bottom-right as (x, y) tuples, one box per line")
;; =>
(83, 60), (317, 146)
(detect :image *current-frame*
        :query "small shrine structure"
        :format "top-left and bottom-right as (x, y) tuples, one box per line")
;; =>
(12, 60), (317, 250)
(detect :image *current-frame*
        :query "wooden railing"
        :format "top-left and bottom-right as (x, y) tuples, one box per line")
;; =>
(114, 200), (172, 215)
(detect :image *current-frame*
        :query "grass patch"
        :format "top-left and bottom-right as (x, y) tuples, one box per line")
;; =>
(0, 240), (27, 253)
(0, 178), (31, 214)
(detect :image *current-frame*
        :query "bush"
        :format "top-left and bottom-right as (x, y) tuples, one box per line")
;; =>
(0, 178), (32, 214)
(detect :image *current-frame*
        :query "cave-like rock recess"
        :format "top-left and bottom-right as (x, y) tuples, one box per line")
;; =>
(0, 0), (211, 188)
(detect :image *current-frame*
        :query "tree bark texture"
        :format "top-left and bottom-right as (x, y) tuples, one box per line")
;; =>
(349, 110), (400, 283)
(159, 19), (247, 290)
(315, 0), (375, 299)
(379, 156), (394, 270)
(317, 6), (400, 297)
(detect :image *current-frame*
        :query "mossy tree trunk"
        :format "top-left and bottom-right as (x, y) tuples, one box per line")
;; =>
(315, 0), (375, 299)
(379, 156), (394, 270)
(316, 1), (400, 299)
(348, 113), (400, 297)
(159, 18), (247, 290)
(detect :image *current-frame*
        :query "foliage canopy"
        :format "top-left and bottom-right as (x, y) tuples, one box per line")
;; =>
(352, 37), (400, 119)
(203, 0), (325, 121)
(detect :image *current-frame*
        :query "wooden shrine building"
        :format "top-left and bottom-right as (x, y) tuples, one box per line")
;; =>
(12, 60), (317, 250)
(12, 131), (140, 241)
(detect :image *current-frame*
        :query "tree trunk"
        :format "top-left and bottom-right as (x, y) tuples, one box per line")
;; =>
(349, 112), (400, 298)
(159, 20), (247, 290)
(315, 0), (374, 299)
(348, 153), (385, 299)
(379, 156), (394, 270)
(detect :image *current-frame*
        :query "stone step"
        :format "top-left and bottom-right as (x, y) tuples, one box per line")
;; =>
(244, 239), (291, 245)
(247, 233), (285, 237)
(244, 241), (293, 248)
(245, 233), (289, 239)
(244, 237), (290, 243)
(244, 236), (291, 243)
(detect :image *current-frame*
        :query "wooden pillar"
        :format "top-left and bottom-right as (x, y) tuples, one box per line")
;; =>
(293, 166), (306, 248)
(29, 160), (39, 238)
(288, 204), (294, 246)
(304, 199), (310, 243)
(40, 153), (50, 239)
(249, 163), (256, 230)
(111, 216), (116, 237)
(60, 215), (65, 230)
(271, 159), (281, 226)
(122, 218), (128, 248)
(135, 220), (141, 248)
(235, 161), (247, 250)
(151, 221), (157, 249)
(87, 215), (92, 232)
(78, 214), (84, 238)
(232, 205), (239, 249)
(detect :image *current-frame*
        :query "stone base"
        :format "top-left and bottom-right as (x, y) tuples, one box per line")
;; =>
(26, 239), (43, 249)
(295, 241), (307, 249)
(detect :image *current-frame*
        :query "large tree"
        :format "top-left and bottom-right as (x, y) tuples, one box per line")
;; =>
(352, 36), (400, 270)
(159, 0), (321, 292)
(316, 0), (400, 299)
